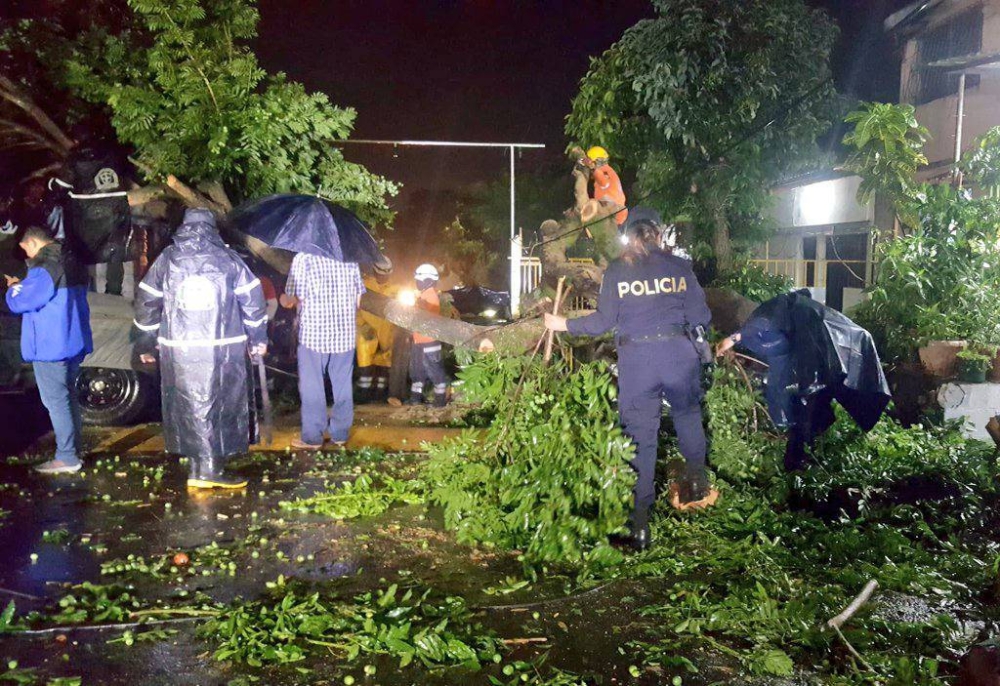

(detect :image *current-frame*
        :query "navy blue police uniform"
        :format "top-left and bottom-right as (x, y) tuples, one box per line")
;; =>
(567, 247), (712, 531)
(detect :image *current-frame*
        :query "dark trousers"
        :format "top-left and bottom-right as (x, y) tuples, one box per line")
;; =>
(409, 342), (447, 396)
(617, 339), (707, 527)
(297, 345), (354, 443)
(33, 353), (85, 466)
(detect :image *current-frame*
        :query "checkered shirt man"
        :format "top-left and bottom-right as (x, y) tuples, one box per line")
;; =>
(285, 253), (366, 353)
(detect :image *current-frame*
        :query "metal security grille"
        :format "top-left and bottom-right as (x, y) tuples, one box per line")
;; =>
(908, 6), (983, 104)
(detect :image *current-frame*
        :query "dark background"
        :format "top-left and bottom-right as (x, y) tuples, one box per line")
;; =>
(255, 0), (918, 229)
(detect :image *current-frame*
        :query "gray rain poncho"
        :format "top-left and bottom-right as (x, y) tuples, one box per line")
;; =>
(133, 209), (267, 459)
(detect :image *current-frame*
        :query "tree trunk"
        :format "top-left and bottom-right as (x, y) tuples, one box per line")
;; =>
(709, 197), (734, 272)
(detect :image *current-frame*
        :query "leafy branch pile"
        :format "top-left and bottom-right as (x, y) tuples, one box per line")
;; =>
(202, 581), (502, 670)
(424, 356), (635, 570)
(279, 474), (423, 520)
(711, 258), (793, 304)
(621, 363), (999, 682)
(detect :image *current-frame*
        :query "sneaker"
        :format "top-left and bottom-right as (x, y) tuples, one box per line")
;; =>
(34, 459), (82, 474)
(290, 437), (323, 450)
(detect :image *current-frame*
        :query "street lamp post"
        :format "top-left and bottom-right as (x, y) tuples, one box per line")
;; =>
(339, 139), (545, 316)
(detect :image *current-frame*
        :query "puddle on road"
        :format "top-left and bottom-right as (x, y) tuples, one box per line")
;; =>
(0, 449), (697, 686)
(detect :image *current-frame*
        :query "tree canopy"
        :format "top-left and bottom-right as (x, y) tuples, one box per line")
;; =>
(2, 0), (397, 223)
(566, 0), (839, 270)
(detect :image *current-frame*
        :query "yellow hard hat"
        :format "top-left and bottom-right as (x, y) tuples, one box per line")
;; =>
(586, 146), (609, 161)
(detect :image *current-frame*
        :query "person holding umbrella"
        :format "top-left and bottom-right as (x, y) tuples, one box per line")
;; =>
(133, 209), (267, 489)
(230, 194), (385, 450)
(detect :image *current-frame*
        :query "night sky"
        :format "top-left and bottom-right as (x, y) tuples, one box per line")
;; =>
(255, 0), (917, 220)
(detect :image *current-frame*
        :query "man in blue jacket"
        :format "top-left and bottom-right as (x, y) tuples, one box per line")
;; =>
(4, 226), (93, 473)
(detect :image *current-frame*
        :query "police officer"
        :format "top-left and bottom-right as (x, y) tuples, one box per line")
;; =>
(544, 207), (718, 551)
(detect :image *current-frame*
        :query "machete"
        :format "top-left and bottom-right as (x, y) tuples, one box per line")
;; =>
(254, 356), (273, 446)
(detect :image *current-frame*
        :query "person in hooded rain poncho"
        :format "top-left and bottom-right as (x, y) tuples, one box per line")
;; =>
(133, 208), (267, 489)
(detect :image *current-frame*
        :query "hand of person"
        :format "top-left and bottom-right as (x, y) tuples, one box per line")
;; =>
(251, 343), (267, 358)
(715, 333), (740, 358)
(139, 353), (156, 364)
(544, 313), (568, 332)
(4, 274), (20, 287)
(279, 293), (299, 309)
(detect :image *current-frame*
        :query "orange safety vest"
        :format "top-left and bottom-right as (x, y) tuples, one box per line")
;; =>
(413, 287), (440, 344)
(592, 164), (628, 225)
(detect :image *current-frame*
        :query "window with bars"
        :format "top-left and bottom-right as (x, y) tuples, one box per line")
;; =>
(912, 6), (983, 105)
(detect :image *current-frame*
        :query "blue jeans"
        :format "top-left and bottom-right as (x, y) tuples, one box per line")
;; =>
(297, 345), (354, 444)
(33, 353), (85, 466)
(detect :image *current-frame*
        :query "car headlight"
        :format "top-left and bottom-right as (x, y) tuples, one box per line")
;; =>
(397, 289), (417, 307)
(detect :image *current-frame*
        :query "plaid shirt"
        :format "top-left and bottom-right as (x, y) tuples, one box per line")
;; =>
(286, 254), (366, 353)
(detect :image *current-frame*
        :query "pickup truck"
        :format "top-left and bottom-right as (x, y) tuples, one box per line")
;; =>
(0, 292), (157, 426)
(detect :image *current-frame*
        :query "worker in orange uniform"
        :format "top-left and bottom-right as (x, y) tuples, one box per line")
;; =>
(407, 263), (448, 407)
(356, 256), (398, 403)
(583, 146), (628, 227)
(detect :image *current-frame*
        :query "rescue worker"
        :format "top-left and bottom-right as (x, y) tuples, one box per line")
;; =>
(544, 207), (717, 551)
(356, 256), (398, 403)
(583, 146), (628, 227)
(133, 208), (267, 489)
(408, 263), (449, 407)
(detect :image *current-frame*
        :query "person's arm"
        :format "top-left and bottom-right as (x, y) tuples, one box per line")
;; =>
(133, 253), (168, 360)
(4, 266), (56, 314)
(234, 261), (268, 354)
(281, 255), (301, 308)
(354, 264), (366, 308)
(592, 166), (611, 192)
(558, 266), (621, 337)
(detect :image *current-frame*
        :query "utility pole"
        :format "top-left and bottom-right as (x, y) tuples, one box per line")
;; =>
(338, 139), (545, 316)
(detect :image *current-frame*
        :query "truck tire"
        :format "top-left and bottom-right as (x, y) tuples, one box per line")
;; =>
(76, 368), (156, 426)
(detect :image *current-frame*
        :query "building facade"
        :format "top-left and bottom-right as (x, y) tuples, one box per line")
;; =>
(753, 0), (1000, 311)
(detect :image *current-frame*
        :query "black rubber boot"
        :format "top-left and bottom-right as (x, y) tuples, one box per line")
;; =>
(188, 456), (248, 490)
(432, 392), (448, 408)
(355, 385), (373, 405)
(678, 472), (710, 505)
(406, 389), (424, 406)
(629, 521), (651, 552)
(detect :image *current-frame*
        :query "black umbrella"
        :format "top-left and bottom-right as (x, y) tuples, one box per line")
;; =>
(230, 194), (381, 264)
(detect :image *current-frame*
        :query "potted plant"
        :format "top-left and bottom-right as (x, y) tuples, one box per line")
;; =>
(957, 347), (994, 384)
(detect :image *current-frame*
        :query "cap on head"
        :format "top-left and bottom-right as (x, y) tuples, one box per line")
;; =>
(374, 255), (393, 275)
(415, 263), (439, 281)
(622, 206), (662, 236)
(586, 146), (609, 162)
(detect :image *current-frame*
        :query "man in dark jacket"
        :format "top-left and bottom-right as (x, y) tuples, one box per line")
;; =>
(53, 138), (132, 296)
(4, 227), (92, 474)
(133, 209), (267, 489)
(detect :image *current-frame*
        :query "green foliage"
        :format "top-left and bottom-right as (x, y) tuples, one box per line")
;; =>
(710, 259), (791, 303)
(853, 184), (1000, 360)
(842, 102), (930, 211)
(961, 126), (1000, 194)
(60, 0), (397, 220)
(47, 583), (143, 625)
(566, 0), (839, 265)
(279, 474), (423, 520)
(202, 582), (502, 670)
(624, 364), (999, 680)
(424, 355), (635, 570)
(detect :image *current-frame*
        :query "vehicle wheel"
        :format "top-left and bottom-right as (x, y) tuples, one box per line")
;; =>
(77, 368), (155, 426)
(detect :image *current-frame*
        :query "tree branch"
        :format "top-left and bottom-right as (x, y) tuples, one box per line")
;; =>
(0, 74), (75, 152)
(0, 117), (66, 154)
(128, 156), (227, 214)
